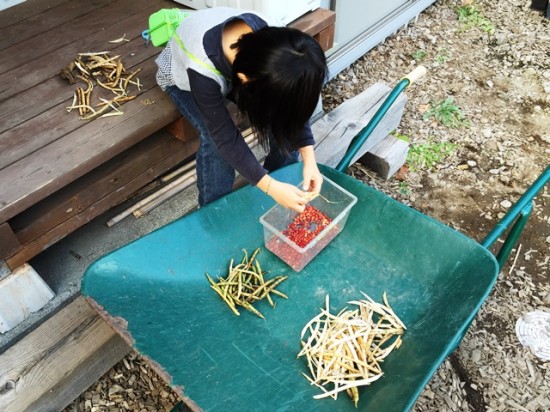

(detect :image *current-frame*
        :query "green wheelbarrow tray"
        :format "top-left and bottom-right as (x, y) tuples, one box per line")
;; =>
(81, 162), (549, 411)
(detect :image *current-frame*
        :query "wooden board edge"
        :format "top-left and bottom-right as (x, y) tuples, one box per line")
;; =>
(0, 295), (130, 412)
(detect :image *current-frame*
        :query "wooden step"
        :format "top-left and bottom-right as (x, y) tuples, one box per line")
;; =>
(0, 295), (129, 412)
(5, 131), (199, 270)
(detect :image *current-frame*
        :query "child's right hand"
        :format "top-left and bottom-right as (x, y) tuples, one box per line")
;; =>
(268, 179), (308, 213)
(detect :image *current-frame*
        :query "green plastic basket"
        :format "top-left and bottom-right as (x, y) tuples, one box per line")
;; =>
(148, 8), (192, 47)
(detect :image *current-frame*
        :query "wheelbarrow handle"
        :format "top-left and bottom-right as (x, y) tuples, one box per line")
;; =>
(335, 66), (427, 172)
(481, 165), (550, 268)
(402, 65), (428, 85)
(446, 165), (549, 357)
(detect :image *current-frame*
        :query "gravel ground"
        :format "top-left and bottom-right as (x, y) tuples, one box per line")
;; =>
(66, 1), (550, 410)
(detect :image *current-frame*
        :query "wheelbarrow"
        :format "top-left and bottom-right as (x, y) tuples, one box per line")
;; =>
(81, 67), (550, 411)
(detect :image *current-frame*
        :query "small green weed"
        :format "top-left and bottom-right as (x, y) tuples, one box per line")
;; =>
(398, 181), (410, 196)
(456, 4), (495, 34)
(436, 49), (450, 64)
(390, 130), (410, 143)
(423, 97), (470, 128)
(411, 49), (427, 61)
(407, 138), (457, 172)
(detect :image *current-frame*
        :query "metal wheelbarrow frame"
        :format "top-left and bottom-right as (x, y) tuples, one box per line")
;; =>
(81, 68), (550, 411)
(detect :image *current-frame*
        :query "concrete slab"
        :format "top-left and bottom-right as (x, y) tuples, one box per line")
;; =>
(0, 264), (55, 333)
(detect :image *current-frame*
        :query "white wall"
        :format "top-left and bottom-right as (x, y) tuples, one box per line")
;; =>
(326, 0), (437, 79)
(0, 0), (26, 11)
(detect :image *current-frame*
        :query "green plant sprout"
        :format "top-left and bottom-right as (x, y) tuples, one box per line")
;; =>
(398, 181), (410, 196)
(436, 49), (450, 64)
(390, 130), (410, 143)
(423, 97), (470, 128)
(407, 138), (457, 172)
(457, 4), (495, 34)
(411, 50), (427, 61)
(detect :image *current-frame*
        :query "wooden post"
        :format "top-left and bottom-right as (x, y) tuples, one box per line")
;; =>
(289, 8), (336, 51)
(0, 223), (21, 264)
(164, 117), (198, 143)
(359, 134), (410, 180)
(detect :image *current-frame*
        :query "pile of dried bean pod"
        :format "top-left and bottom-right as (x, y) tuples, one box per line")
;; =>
(298, 293), (406, 407)
(205, 248), (288, 319)
(60, 52), (142, 120)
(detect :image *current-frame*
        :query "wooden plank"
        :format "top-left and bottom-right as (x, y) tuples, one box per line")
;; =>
(0, 0), (70, 29)
(0, 222), (21, 260)
(165, 117), (199, 143)
(0, 0), (112, 52)
(9, 131), (191, 243)
(26, 331), (127, 412)
(288, 8), (336, 37)
(0, 84), (179, 224)
(314, 23), (335, 51)
(313, 83), (407, 168)
(0, 11), (163, 121)
(0, 0), (162, 73)
(0, 50), (161, 168)
(0, 295), (130, 412)
(6, 133), (198, 268)
(9, 130), (188, 241)
(0, 0), (169, 104)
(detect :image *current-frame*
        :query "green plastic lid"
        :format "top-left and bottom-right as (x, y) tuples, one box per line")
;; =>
(148, 8), (191, 47)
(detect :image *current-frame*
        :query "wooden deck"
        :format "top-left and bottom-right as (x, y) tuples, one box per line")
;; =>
(0, 0), (198, 269)
(0, 3), (336, 410)
(0, 0), (335, 271)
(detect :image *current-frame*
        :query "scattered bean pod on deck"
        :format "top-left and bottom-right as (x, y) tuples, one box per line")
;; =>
(60, 52), (142, 120)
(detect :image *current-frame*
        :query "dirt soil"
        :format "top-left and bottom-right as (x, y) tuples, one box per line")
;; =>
(66, 0), (549, 411)
(327, 1), (550, 410)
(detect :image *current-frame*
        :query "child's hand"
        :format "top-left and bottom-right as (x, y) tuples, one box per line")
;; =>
(258, 175), (307, 212)
(299, 145), (323, 195)
(269, 179), (308, 213)
(302, 161), (323, 194)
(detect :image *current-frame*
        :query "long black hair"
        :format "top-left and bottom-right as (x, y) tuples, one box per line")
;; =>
(231, 26), (328, 153)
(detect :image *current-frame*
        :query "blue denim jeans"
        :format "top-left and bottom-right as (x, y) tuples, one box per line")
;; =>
(166, 86), (298, 206)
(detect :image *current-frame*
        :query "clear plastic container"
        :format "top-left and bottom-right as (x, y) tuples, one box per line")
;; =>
(259, 175), (357, 271)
